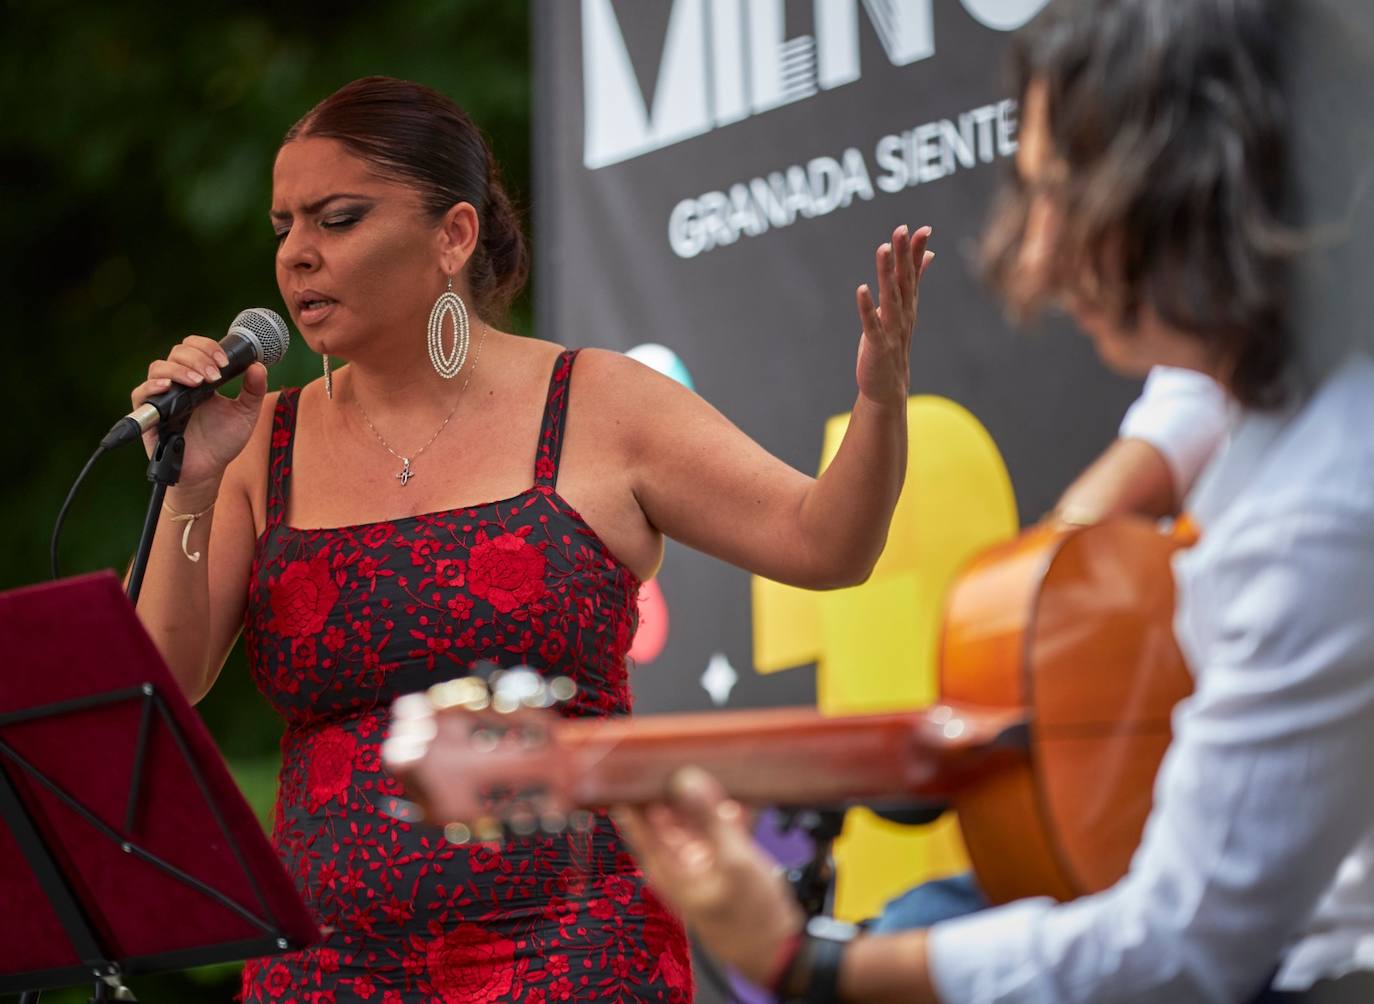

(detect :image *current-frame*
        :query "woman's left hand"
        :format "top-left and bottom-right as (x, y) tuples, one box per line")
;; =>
(855, 224), (934, 408)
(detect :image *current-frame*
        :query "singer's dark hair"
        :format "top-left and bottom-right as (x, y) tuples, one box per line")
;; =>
(283, 76), (528, 322)
(981, 0), (1295, 408)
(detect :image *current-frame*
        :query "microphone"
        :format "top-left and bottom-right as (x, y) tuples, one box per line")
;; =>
(101, 308), (290, 450)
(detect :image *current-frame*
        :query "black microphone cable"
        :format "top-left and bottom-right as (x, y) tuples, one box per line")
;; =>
(50, 442), (109, 580)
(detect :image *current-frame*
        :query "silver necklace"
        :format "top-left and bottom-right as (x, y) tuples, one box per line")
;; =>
(352, 321), (488, 487)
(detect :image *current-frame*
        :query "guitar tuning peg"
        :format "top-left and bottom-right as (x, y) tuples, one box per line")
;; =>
(382, 698), (438, 766)
(428, 676), (490, 711)
(443, 822), (473, 845)
(549, 677), (577, 704)
(508, 809), (539, 838)
(492, 666), (545, 713)
(473, 816), (504, 843)
(393, 692), (435, 719)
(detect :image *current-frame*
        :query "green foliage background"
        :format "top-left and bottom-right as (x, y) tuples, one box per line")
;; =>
(0, 2), (532, 999)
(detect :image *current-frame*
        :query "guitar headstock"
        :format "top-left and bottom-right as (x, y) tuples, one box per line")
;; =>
(381, 664), (595, 843)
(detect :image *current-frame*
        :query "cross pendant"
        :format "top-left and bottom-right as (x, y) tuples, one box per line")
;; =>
(396, 458), (414, 487)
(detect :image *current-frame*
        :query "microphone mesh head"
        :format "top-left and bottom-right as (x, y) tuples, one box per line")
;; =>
(229, 308), (290, 367)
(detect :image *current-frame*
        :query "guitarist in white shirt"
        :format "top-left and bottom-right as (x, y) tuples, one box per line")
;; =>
(617, 1), (1374, 1001)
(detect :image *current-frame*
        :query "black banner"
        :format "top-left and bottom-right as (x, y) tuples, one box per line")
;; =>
(533, 0), (1142, 716)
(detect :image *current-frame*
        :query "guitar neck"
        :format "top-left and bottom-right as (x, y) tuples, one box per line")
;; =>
(554, 703), (1028, 809)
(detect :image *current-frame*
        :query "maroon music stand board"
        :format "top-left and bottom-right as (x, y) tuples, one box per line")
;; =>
(0, 572), (319, 997)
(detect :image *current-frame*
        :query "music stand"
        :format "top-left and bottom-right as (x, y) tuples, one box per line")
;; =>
(0, 572), (319, 1001)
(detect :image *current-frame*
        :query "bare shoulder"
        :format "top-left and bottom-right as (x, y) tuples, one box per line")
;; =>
(496, 335), (574, 391)
(570, 347), (717, 447)
(499, 338), (678, 409)
(569, 346), (693, 414)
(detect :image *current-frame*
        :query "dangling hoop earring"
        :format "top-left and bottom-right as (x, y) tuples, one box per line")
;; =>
(322, 354), (334, 400)
(427, 276), (470, 379)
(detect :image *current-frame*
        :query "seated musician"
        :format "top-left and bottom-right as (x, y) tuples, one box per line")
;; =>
(617, 1), (1374, 1001)
(873, 362), (1230, 931)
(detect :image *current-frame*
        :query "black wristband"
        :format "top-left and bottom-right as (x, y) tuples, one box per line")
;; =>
(804, 931), (849, 1003)
(781, 916), (859, 1003)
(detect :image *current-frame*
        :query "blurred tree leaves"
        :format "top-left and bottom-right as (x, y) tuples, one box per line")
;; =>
(0, 1), (530, 999)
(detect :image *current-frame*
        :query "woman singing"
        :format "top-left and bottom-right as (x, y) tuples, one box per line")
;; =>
(126, 76), (932, 1001)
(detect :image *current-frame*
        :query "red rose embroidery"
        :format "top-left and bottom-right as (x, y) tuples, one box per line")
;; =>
(362, 523), (395, 548)
(272, 658), (300, 696)
(466, 532), (548, 613)
(539, 631), (567, 665)
(291, 636), (317, 670)
(355, 746), (381, 774)
(543, 895), (579, 934)
(306, 725), (356, 810)
(410, 538), (441, 566)
(535, 454), (556, 480)
(469, 844), (507, 874)
(265, 963), (292, 996)
(425, 923), (516, 1003)
(322, 625), (346, 652)
(433, 558), (466, 588)
(642, 889), (692, 990)
(351, 975), (376, 1000)
(268, 556), (340, 638)
(602, 874), (637, 905)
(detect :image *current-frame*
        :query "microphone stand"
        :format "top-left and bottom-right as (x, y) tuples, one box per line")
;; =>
(125, 418), (189, 606)
(779, 801), (948, 920)
(779, 807), (848, 919)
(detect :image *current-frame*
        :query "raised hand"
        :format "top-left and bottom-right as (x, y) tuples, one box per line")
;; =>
(130, 335), (268, 491)
(855, 224), (934, 408)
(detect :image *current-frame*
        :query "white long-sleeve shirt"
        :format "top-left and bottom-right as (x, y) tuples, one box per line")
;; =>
(929, 354), (1374, 1002)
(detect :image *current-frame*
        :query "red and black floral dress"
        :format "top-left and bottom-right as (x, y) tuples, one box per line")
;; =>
(239, 350), (693, 1003)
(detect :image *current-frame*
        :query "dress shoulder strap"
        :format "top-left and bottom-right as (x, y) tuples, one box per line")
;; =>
(264, 387), (301, 530)
(534, 349), (580, 490)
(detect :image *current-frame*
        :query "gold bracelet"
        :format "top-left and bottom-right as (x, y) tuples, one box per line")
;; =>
(162, 499), (216, 562)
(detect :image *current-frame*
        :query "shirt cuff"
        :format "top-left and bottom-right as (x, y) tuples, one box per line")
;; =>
(927, 898), (1054, 1004)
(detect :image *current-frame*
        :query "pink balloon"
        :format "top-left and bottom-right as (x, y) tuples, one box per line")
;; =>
(629, 577), (669, 664)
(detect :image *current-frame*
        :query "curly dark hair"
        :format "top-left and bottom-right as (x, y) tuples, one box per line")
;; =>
(982, 0), (1295, 407)
(284, 76), (528, 324)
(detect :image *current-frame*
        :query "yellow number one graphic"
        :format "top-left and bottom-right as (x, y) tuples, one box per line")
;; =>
(752, 396), (1018, 921)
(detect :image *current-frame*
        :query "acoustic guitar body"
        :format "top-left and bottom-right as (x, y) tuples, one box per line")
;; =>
(941, 519), (1194, 905)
